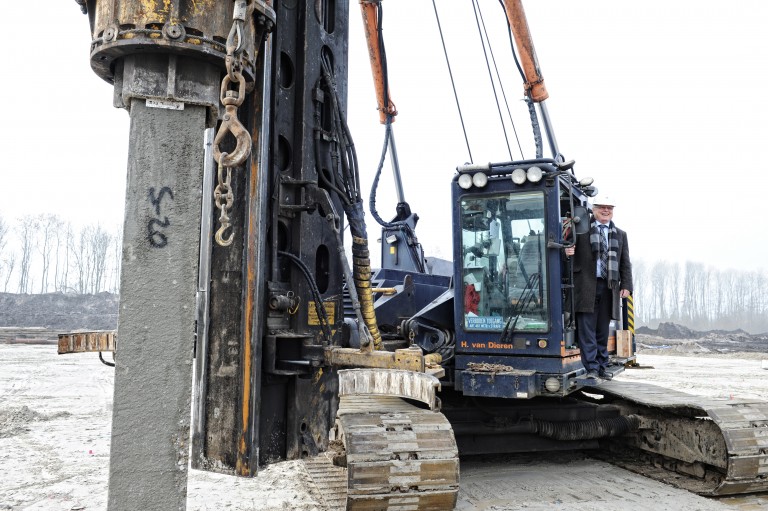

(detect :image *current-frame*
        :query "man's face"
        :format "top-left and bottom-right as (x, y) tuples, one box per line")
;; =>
(593, 204), (614, 224)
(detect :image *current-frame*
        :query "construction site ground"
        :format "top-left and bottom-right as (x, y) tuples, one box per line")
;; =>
(1, 342), (766, 511)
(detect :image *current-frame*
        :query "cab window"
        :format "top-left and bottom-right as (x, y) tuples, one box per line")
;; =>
(460, 191), (548, 332)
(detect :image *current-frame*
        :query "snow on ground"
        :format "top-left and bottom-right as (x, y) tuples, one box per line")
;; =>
(1, 344), (766, 510)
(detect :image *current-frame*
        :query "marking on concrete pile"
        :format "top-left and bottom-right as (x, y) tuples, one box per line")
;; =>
(147, 186), (174, 248)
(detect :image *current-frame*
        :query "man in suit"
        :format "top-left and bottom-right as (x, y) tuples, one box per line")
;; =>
(564, 195), (632, 380)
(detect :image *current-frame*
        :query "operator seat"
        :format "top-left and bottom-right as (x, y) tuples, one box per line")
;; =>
(512, 234), (542, 288)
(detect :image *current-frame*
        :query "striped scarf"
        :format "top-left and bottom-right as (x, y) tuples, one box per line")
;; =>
(590, 220), (619, 289)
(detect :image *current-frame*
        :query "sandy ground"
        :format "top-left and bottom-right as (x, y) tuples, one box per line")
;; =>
(1, 344), (766, 511)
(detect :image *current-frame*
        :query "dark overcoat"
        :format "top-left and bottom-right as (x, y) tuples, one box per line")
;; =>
(571, 222), (633, 319)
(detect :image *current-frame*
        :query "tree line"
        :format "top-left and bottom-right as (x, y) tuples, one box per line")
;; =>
(0, 214), (121, 295)
(2, 213), (767, 333)
(632, 260), (768, 334)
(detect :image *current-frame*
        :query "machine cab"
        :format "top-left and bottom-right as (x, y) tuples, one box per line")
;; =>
(451, 160), (597, 399)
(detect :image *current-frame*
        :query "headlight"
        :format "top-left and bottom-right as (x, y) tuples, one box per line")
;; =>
(544, 377), (561, 393)
(458, 173), (473, 189)
(527, 166), (543, 183)
(511, 168), (527, 185)
(472, 172), (488, 188)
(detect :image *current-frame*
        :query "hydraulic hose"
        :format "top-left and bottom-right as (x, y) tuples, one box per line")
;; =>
(344, 201), (382, 350)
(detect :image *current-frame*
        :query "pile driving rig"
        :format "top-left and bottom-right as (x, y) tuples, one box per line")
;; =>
(64, 0), (768, 509)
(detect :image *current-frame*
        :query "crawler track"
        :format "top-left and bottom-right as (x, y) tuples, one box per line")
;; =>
(587, 380), (768, 496)
(307, 369), (459, 510)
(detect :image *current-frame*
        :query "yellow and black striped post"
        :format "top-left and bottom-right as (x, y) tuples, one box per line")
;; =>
(625, 294), (635, 335)
(621, 294), (636, 365)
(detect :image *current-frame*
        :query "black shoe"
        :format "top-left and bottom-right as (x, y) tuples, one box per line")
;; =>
(586, 371), (599, 380)
(598, 369), (613, 380)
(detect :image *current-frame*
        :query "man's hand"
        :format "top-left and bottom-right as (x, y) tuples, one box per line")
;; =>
(564, 246), (575, 257)
(620, 289), (630, 299)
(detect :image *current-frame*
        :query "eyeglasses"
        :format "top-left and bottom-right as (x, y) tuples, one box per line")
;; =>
(595, 205), (614, 211)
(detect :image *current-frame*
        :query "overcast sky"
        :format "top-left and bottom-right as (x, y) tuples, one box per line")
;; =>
(2, 1), (766, 274)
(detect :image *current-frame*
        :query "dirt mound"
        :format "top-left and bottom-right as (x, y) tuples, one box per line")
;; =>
(636, 322), (768, 355)
(636, 322), (697, 339)
(0, 292), (118, 331)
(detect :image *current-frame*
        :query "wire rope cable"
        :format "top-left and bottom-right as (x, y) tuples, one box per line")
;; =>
(497, 0), (544, 157)
(471, 0), (513, 160)
(476, 0), (525, 159)
(431, 0), (473, 163)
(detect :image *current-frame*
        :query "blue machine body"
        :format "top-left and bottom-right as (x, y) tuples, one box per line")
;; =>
(368, 158), (624, 400)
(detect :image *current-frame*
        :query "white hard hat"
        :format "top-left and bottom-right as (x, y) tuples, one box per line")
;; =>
(592, 194), (616, 207)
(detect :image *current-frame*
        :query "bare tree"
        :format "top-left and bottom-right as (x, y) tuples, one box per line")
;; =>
(70, 226), (92, 294)
(2, 253), (15, 292)
(727, 270), (751, 330)
(717, 269), (736, 328)
(681, 261), (703, 324)
(649, 261), (670, 322)
(697, 266), (713, 328)
(36, 213), (63, 293)
(0, 225), (10, 292)
(667, 261), (681, 321)
(52, 219), (69, 292)
(57, 223), (75, 292)
(750, 271), (768, 332)
(88, 225), (112, 293)
(67, 223), (115, 294)
(0, 215), (8, 254)
(16, 215), (37, 294)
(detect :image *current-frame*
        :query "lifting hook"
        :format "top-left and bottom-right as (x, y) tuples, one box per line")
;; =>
(213, 72), (251, 168)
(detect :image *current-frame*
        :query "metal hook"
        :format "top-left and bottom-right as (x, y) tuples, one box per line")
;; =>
(215, 221), (234, 246)
(213, 107), (251, 168)
(213, 73), (251, 168)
